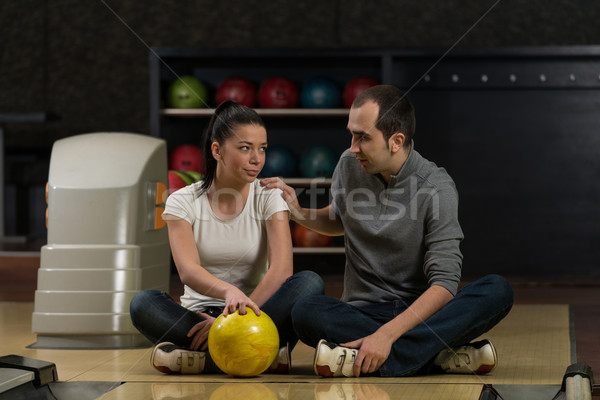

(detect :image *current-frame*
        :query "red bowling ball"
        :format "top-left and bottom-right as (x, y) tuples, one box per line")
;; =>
(258, 77), (300, 108)
(169, 145), (205, 173)
(215, 77), (257, 107)
(343, 77), (379, 108)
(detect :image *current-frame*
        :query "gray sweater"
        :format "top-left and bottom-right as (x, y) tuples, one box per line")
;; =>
(331, 145), (464, 306)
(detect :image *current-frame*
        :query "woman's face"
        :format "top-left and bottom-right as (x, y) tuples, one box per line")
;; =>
(212, 123), (267, 185)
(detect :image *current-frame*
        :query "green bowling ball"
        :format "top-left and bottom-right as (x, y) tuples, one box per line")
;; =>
(168, 76), (208, 108)
(300, 146), (338, 178)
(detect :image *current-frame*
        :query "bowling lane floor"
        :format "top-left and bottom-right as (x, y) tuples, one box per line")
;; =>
(2, 302), (486, 400)
(1, 268), (600, 399)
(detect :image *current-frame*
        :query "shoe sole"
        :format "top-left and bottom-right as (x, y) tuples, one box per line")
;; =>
(474, 340), (498, 374)
(313, 339), (335, 377)
(271, 344), (292, 374)
(151, 342), (178, 374)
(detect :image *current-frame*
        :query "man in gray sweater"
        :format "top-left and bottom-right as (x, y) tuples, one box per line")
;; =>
(260, 85), (513, 377)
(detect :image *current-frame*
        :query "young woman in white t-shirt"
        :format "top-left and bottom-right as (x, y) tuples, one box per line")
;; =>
(130, 100), (324, 374)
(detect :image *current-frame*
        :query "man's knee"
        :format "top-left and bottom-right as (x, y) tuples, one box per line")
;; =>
(483, 274), (514, 306)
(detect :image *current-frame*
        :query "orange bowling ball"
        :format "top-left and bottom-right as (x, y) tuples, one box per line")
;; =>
(293, 224), (334, 247)
(208, 309), (279, 377)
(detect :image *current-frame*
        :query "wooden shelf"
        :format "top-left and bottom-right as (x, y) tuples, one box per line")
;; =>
(282, 177), (332, 186)
(161, 108), (349, 117)
(293, 247), (345, 254)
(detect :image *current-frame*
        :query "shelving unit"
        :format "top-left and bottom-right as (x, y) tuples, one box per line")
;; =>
(149, 48), (365, 270)
(149, 46), (600, 277)
(0, 112), (48, 242)
(161, 108), (349, 117)
(282, 177), (331, 186)
(293, 247), (345, 255)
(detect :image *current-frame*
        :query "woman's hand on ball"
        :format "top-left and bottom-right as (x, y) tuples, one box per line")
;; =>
(187, 312), (215, 351)
(223, 287), (261, 317)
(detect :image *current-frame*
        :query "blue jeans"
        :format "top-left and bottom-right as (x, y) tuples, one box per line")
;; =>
(291, 274), (514, 377)
(130, 270), (324, 373)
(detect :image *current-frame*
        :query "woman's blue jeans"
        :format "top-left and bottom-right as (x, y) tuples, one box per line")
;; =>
(291, 274), (514, 377)
(130, 270), (324, 372)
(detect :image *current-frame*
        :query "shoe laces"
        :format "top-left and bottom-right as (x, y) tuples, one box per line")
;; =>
(338, 348), (356, 366)
(453, 352), (472, 368)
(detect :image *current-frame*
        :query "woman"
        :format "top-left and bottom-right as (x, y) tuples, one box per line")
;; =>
(130, 100), (324, 374)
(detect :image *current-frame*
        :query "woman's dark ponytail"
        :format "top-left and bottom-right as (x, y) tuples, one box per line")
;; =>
(198, 100), (265, 195)
(199, 106), (220, 195)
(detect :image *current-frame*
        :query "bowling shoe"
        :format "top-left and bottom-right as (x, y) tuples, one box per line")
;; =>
(313, 339), (357, 377)
(151, 342), (206, 374)
(434, 339), (498, 374)
(270, 343), (291, 373)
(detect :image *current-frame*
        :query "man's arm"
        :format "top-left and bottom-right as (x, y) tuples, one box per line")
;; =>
(342, 285), (454, 376)
(260, 177), (344, 236)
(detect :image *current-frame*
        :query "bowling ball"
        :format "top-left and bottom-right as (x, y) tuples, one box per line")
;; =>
(215, 77), (257, 107)
(261, 146), (297, 177)
(169, 145), (205, 173)
(342, 77), (379, 108)
(208, 309), (279, 377)
(301, 77), (341, 108)
(167, 76), (208, 108)
(183, 170), (204, 182)
(258, 77), (299, 108)
(300, 146), (338, 178)
(292, 224), (333, 247)
(168, 170), (194, 194)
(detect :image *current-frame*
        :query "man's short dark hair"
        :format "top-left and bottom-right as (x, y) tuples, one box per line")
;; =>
(353, 85), (415, 147)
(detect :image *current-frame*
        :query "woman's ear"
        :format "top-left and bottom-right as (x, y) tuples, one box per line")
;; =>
(211, 142), (221, 161)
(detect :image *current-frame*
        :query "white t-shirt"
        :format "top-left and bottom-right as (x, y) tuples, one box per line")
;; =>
(163, 179), (289, 311)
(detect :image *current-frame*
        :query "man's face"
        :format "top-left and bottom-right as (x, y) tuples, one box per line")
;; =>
(347, 100), (393, 175)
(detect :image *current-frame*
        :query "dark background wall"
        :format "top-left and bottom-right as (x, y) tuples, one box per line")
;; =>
(1, 1), (600, 276)
(2, 0), (600, 146)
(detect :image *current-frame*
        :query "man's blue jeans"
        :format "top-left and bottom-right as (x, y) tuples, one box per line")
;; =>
(130, 270), (324, 372)
(291, 274), (514, 377)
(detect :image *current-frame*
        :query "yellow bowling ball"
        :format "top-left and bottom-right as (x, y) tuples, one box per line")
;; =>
(208, 309), (279, 377)
(209, 383), (278, 400)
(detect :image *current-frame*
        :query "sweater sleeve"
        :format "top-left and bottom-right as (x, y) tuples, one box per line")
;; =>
(422, 182), (464, 296)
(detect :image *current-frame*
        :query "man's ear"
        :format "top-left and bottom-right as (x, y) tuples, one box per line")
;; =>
(390, 132), (405, 152)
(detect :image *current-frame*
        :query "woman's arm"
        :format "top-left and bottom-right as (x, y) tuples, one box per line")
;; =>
(249, 210), (293, 307)
(166, 216), (260, 316)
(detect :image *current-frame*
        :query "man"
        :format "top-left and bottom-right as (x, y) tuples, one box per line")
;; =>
(260, 85), (513, 377)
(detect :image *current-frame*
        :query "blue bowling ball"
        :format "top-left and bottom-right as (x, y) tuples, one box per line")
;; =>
(300, 78), (341, 108)
(261, 146), (297, 177)
(300, 146), (338, 178)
